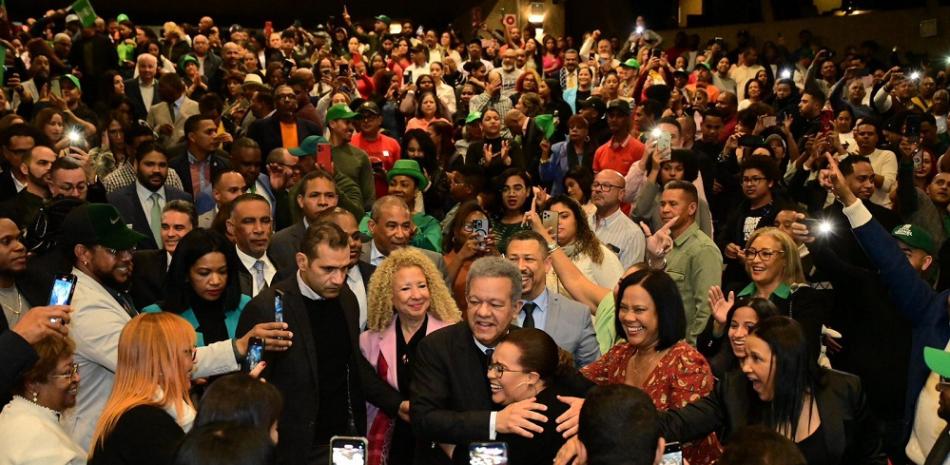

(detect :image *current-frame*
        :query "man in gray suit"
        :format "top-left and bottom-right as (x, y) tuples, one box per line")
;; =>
(360, 196), (448, 279)
(269, 170), (338, 280)
(505, 230), (600, 367)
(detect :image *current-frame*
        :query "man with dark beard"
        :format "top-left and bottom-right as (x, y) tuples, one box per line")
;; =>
(107, 142), (192, 250)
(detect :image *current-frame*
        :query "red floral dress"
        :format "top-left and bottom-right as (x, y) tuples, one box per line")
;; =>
(581, 341), (722, 465)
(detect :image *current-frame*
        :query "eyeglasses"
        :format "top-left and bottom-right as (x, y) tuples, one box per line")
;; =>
(187, 345), (198, 362)
(50, 363), (79, 380)
(741, 176), (768, 185)
(501, 185), (526, 194)
(591, 182), (624, 192)
(744, 248), (784, 261)
(487, 363), (529, 377)
(99, 245), (136, 257)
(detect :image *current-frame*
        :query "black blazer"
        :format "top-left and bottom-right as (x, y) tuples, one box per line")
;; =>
(88, 404), (185, 465)
(107, 184), (192, 250)
(166, 146), (231, 196)
(130, 249), (168, 309)
(236, 277), (402, 465)
(0, 316), (37, 407)
(247, 115), (322, 165)
(0, 169), (17, 202)
(124, 79), (150, 121)
(658, 368), (886, 465)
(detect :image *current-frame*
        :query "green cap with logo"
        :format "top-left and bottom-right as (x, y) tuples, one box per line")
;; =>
(465, 111), (483, 125)
(62, 203), (146, 250)
(116, 13), (131, 24)
(179, 54), (199, 70)
(325, 103), (360, 123)
(289, 135), (330, 157)
(387, 159), (429, 190)
(891, 224), (936, 254)
(925, 347), (950, 378)
(534, 114), (556, 140)
(61, 74), (81, 91)
(621, 58), (640, 69)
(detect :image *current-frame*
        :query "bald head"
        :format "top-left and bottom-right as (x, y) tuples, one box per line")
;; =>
(222, 42), (242, 65)
(136, 53), (158, 82)
(591, 169), (626, 213)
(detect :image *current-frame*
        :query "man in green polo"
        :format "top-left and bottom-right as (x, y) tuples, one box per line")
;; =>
(358, 159), (442, 253)
(325, 103), (375, 212)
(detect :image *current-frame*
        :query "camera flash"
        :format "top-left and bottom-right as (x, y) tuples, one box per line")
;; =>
(780, 69), (792, 79)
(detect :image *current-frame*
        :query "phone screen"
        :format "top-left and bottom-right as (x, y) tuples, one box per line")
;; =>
(274, 292), (284, 323)
(762, 116), (777, 129)
(50, 79), (62, 99)
(48, 274), (77, 306)
(245, 337), (264, 372)
(471, 218), (489, 251)
(317, 143), (334, 174)
(656, 131), (672, 160)
(469, 442), (508, 465)
(660, 442), (683, 465)
(330, 436), (367, 465)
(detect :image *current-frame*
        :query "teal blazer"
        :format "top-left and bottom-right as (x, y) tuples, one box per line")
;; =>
(142, 294), (251, 346)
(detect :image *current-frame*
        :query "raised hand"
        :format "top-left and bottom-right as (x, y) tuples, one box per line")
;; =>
(707, 285), (734, 326)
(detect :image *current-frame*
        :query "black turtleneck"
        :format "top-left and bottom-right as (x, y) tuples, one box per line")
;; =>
(188, 290), (231, 344)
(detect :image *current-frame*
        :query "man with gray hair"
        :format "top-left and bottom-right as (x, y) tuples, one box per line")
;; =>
(360, 195), (447, 277)
(125, 53), (159, 120)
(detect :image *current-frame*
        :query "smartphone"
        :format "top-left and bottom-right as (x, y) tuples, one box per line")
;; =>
(542, 211), (558, 243)
(330, 436), (368, 465)
(469, 442), (508, 465)
(316, 142), (334, 174)
(471, 218), (489, 251)
(50, 78), (61, 99)
(802, 218), (833, 236)
(48, 273), (77, 324)
(588, 52), (596, 62)
(244, 337), (264, 372)
(651, 48), (662, 59)
(656, 131), (672, 161)
(762, 115), (777, 129)
(274, 290), (284, 323)
(660, 441), (683, 465)
(339, 63), (350, 76)
(264, 21), (273, 39)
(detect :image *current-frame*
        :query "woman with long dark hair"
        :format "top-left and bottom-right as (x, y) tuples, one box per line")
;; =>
(696, 296), (780, 379)
(660, 316), (886, 465)
(487, 168), (534, 253)
(541, 116), (595, 196)
(143, 229), (248, 346)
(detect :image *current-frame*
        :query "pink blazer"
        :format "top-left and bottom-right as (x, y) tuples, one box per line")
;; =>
(359, 316), (452, 425)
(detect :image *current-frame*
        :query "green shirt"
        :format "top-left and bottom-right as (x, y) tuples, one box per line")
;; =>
(358, 211), (443, 253)
(737, 282), (792, 299)
(666, 222), (723, 345)
(332, 143), (376, 212)
(594, 293), (618, 353)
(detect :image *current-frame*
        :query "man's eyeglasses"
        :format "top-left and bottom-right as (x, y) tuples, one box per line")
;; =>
(99, 245), (136, 257)
(487, 363), (529, 377)
(50, 363), (79, 380)
(741, 176), (768, 185)
(591, 182), (624, 192)
(938, 376), (950, 392)
(743, 248), (784, 261)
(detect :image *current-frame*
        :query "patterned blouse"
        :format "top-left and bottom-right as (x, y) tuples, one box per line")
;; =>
(581, 341), (722, 465)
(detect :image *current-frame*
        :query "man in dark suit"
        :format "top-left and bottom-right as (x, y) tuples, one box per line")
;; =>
(270, 170), (339, 278)
(192, 34), (222, 81)
(359, 196), (448, 278)
(227, 194), (276, 298)
(124, 53), (159, 121)
(107, 142), (192, 250)
(316, 207), (374, 329)
(505, 231), (600, 367)
(237, 222), (403, 465)
(247, 85), (322, 162)
(167, 115), (231, 215)
(412, 256), (580, 464)
(129, 200), (196, 309)
(0, 124), (41, 202)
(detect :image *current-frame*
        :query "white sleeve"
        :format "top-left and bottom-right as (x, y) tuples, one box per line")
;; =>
(194, 340), (240, 378)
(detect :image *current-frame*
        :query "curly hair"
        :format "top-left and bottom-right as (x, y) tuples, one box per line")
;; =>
(543, 195), (605, 264)
(365, 248), (461, 332)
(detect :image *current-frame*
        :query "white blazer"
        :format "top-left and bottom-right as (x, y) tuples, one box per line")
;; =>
(0, 396), (86, 464)
(63, 267), (240, 451)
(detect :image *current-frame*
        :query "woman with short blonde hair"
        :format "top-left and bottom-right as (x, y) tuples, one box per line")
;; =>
(360, 248), (461, 465)
(88, 313), (198, 464)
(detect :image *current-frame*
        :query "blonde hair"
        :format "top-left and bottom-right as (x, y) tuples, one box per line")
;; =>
(366, 248), (461, 332)
(744, 227), (805, 284)
(89, 313), (197, 455)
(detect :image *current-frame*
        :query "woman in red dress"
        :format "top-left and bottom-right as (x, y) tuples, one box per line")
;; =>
(581, 269), (721, 465)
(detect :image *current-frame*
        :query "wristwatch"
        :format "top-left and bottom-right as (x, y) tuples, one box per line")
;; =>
(547, 242), (561, 254)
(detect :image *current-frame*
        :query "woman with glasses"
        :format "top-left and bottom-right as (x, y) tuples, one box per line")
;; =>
(541, 195), (623, 297)
(142, 230), (249, 346)
(660, 316), (885, 465)
(0, 335), (85, 464)
(581, 269), (721, 465)
(710, 227), (828, 364)
(89, 312), (199, 465)
(360, 248), (461, 465)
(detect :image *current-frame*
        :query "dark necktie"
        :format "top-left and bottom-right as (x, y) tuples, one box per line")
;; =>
(521, 302), (537, 329)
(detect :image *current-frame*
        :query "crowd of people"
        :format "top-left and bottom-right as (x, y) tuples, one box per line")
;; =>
(1, 3), (950, 465)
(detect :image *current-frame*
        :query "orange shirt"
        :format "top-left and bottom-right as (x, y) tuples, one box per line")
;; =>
(592, 135), (645, 174)
(279, 121), (298, 149)
(351, 132), (402, 171)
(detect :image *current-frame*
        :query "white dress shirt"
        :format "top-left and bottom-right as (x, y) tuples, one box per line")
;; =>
(236, 247), (276, 296)
(139, 79), (156, 110)
(0, 396), (86, 462)
(297, 270), (324, 300)
(347, 265), (367, 329)
(135, 181), (164, 230)
(369, 240), (387, 267)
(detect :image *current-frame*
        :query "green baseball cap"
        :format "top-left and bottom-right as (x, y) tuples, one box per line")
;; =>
(325, 103), (360, 123)
(534, 114), (556, 140)
(62, 203), (146, 250)
(891, 224), (936, 255)
(374, 15), (392, 25)
(621, 58), (640, 69)
(693, 61), (712, 72)
(179, 54), (199, 70)
(387, 159), (429, 190)
(925, 347), (950, 378)
(116, 13), (131, 24)
(289, 135), (330, 157)
(61, 74), (81, 91)
(465, 111), (483, 125)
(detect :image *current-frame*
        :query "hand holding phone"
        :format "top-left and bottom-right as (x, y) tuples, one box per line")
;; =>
(330, 436), (368, 465)
(660, 441), (682, 465)
(542, 211), (558, 243)
(47, 274), (77, 324)
(470, 218), (490, 252)
(244, 337), (264, 372)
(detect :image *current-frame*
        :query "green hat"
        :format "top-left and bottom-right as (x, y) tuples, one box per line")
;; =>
(465, 111), (483, 125)
(61, 74), (81, 91)
(179, 54), (198, 70)
(374, 15), (392, 25)
(925, 347), (950, 378)
(387, 159), (428, 190)
(693, 61), (712, 72)
(891, 224), (936, 254)
(116, 13), (131, 24)
(289, 135), (329, 157)
(621, 58), (640, 69)
(534, 114), (556, 140)
(62, 203), (147, 250)
(325, 103), (360, 123)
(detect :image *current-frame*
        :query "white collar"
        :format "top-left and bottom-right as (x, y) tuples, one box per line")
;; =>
(593, 207), (624, 226)
(370, 240), (386, 263)
(347, 264), (362, 283)
(135, 180), (162, 200)
(296, 270), (325, 300)
(235, 246), (271, 271)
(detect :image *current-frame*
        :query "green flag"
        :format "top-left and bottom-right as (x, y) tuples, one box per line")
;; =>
(70, 0), (97, 28)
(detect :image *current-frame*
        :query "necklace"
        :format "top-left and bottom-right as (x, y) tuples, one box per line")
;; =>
(1, 286), (23, 323)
